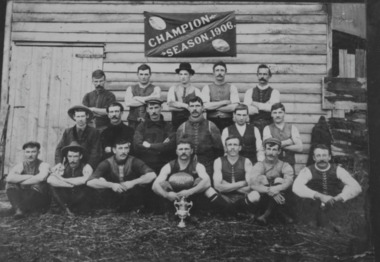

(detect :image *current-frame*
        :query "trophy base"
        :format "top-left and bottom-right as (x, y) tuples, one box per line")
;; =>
(177, 220), (186, 228)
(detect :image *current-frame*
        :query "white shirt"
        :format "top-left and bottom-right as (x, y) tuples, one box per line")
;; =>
(124, 83), (161, 105)
(167, 85), (202, 103)
(243, 85), (280, 112)
(201, 83), (240, 103)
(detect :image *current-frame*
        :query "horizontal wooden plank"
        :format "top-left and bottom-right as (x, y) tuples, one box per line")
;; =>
(12, 32), (327, 45)
(13, 22), (327, 35)
(13, 13), (327, 24)
(13, 3), (326, 15)
(105, 43), (328, 55)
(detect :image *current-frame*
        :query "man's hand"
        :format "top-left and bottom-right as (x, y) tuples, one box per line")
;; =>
(51, 163), (64, 174)
(166, 192), (179, 202)
(272, 194), (285, 205)
(142, 141), (151, 148)
(83, 164), (93, 176)
(111, 183), (125, 193)
(268, 186), (281, 196)
(177, 189), (192, 198)
(315, 192), (334, 204)
(121, 181), (134, 191)
(105, 147), (112, 153)
(163, 137), (170, 143)
(327, 195), (344, 206)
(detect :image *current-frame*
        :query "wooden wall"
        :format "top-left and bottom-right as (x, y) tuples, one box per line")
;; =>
(7, 1), (330, 173)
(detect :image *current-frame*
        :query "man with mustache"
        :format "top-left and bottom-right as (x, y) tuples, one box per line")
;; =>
(244, 64), (280, 134)
(6, 141), (50, 218)
(100, 102), (135, 160)
(177, 96), (224, 179)
(263, 103), (303, 169)
(125, 64), (161, 130)
(247, 138), (295, 225)
(201, 61), (240, 131)
(87, 138), (157, 212)
(82, 70), (116, 131)
(48, 142), (93, 216)
(292, 144), (361, 226)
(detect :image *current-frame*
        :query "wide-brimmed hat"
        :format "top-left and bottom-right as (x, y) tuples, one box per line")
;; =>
(175, 62), (195, 75)
(67, 105), (94, 120)
(61, 141), (86, 157)
(263, 137), (281, 148)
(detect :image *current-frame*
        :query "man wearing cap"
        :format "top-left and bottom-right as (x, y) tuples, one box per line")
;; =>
(244, 64), (280, 134)
(6, 141), (50, 218)
(100, 102), (135, 160)
(263, 102), (303, 169)
(247, 138), (295, 225)
(48, 142), (93, 216)
(55, 105), (101, 172)
(82, 69), (116, 131)
(87, 138), (157, 212)
(221, 104), (264, 165)
(201, 61), (240, 131)
(167, 62), (202, 130)
(125, 64), (161, 130)
(133, 98), (176, 174)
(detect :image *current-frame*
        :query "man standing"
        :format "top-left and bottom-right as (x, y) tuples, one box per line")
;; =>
(55, 105), (101, 171)
(167, 62), (202, 130)
(244, 64), (280, 134)
(87, 139), (157, 212)
(124, 64), (161, 130)
(247, 138), (295, 225)
(177, 96), (224, 178)
(6, 141), (50, 218)
(48, 142), (93, 216)
(221, 104), (264, 165)
(100, 102), (135, 160)
(263, 103), (303, 168)
(82, 69), (116, 131)
(202, 61), (240, 131)
(133, 98), (176, 174)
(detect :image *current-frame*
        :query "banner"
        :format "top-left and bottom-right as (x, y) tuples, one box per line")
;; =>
(144, 12), (236, 57)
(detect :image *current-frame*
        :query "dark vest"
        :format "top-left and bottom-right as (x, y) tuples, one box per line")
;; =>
(21, 159), (43, 176)
(228, 124), (257, 164)
(172, 86), (198, 124)
(207, 83), (232, 118)
(221, 156), (246, 183)
(106, 156), (136, 182)
(306, 164), (344, 196)
(269, 123), (296, 165)
(62, 163), (86, 178)
(128, 84), (155, 121)
(250, 86), (273, 122)
(168, 159), (198, 180)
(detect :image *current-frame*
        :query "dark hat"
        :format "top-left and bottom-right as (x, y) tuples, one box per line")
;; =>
(263, 137), (281, 148)
(175, 62), (195, 75)
(67, 105), (94, 120)
(61, 141), (85, 157)
(145, 97), (163, 105)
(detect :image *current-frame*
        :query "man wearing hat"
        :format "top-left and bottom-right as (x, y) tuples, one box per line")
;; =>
(247, 137), (295, 225)
(125, 64), (161, 130)
(6, 141), (51, 218)
(167, 63), (202, 130)
(133, 97), (176, 174)
(55, 105), (101, 172)
(48, 141), (93, 216)
(82, 69), (116, 131)
(100, 102), (135, 160)
(201, 61), (240, 131)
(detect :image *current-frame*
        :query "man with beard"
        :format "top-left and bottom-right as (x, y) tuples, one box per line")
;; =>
(244, 64), (280, 134)
(125, 64), (161, 130)
(48, 142), (93, 216)
(100, 102), (135, 160)
(247, 138), (295, 225)
(202, 61), (240, 131)
(221, 104), (264, 165)
(177, 96), (224, 179)
(87, 139), (157, 212)
(6, 141), (50, 218)
(167, 62), (202, 130)
(292, 144), (361, 227)
(133, 98), (176, 174)
(263, 103), (303, 169)
(83, 70), (116, 131)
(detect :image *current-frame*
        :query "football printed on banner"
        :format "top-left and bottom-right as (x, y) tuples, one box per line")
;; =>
(144, 12), (236, 57)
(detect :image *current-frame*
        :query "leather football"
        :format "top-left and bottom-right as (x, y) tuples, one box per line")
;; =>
(168, 172), (194, 192)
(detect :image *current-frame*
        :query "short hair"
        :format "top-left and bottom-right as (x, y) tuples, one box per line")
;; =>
(92, 69), (106, 79)
(213, 61), (227, 72)
(271, 102), (285, 112)
(177, 137), (194, 149)
(73, 108), (89, 116)
(313, 144), (330, 154)
(188, 96), (203, 106)
(22, 141), (40, 150)
(225, 135), (241, 146)
(106, 102), (124, 113)
(234, 104), (249, 114)
(113, 138), (131, 148)
(66, 148), (82, 155)
(137, 64), (151, 74)
(257, 64), (272, 76)
(264, 142), (281, 150)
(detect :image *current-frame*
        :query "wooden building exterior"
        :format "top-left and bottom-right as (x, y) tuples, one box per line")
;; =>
(1, 0), (333, 174)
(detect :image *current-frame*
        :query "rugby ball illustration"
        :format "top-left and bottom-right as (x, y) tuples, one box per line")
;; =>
(212, 39), (230, 53)
(149, 16), (166, 30)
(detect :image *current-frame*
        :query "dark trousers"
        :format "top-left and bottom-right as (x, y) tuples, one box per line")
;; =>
(257, 188), (296, 219)
(6, 182), (50, 213)
(50, 185), (94, 213)
(208, 117), (234, 132)
(95, 185), (145, 211)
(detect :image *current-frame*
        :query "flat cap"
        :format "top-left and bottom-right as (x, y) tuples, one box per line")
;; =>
(145, 97), (163, 105)
(263, 137), (281, 147)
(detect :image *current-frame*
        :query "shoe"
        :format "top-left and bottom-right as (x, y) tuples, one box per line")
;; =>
(14, 208), (25, 219)
(256, 214), (268, 226)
